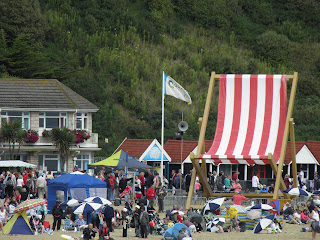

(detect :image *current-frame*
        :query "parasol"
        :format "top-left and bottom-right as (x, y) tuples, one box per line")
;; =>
(14, 199), (47, 213)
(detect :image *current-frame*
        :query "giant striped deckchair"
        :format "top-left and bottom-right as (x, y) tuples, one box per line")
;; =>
(186, 72), (298, 209)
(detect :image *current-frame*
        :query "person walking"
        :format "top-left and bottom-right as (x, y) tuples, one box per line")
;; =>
(37, 174), (47, 199)
(157, 184), (166, 213)
(146, 185), (156, 206)
(133, 205), (141, 237)
(52, 202), (63, 231)
(103, 204), (114, 232)
(140, 207), (149, 238)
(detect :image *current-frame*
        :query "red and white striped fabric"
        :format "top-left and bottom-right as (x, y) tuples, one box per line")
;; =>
(201, 74), (287, 165)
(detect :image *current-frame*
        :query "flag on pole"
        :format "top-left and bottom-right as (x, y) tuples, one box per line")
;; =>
(164, 73), (192, 104)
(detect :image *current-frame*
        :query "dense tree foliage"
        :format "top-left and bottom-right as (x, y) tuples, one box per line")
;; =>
(0, 0), (320, 156)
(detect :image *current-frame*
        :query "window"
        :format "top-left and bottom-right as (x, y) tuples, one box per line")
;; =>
(252, 165), (266, 179)
(38, 154), (60, 171)
(76, 154), (90, 170)
(1, 111), (30, 129)
(76, 113), (88, 130)
(39, 112), (67, 129)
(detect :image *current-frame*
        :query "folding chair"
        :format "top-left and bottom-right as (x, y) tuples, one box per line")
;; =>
(186, 72), (298, 209)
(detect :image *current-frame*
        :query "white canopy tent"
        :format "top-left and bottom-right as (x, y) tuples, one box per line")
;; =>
(0, 160), (37, 168)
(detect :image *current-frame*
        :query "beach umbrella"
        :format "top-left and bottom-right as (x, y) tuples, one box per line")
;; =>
(14, 199), (47, 213)
(313, 190), (320, 195)
(205, 217), (225, 232)
(246, 203), (273, 211)
(211, 217), (225, 226)
(163, 223), (191, 240)
(230, 204), (247, 213)
(283, 187), (310, 197)
(74, 202), (102, 215)
(171, 210), (185, 217)
(61, 199), (81, 207)
(247, 209), (262, 220)
(84, 196), (111, 205)
(201, 197), (224, 215)
(188, 213), (204, 225)
(253, 215), (275, 234)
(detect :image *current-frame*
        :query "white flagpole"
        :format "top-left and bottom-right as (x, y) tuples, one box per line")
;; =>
(160, 71), (165, 183)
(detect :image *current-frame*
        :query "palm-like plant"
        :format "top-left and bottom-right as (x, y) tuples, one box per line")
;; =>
(51, 127), (75, 172)
(0, 119), (24, 159)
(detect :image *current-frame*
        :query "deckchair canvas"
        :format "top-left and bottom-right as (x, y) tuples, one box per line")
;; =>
(186, 72), (298, 209)
(201, 74), (287, 164)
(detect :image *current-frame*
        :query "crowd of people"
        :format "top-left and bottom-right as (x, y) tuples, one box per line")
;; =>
(2, 165), (320, 239)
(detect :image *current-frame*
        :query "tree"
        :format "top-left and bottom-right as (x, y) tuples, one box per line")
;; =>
(0, 0), (48, 43)
(51, 127), (75, 172)
(0, 119), (24, 160)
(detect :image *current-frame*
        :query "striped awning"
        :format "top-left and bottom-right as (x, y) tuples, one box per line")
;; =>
(201, 74), (287, 165)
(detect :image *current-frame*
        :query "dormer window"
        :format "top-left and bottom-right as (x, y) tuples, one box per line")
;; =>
(39, 112), (67, 129)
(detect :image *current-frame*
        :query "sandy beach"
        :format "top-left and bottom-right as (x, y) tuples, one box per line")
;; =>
(0, 212), (314, 240)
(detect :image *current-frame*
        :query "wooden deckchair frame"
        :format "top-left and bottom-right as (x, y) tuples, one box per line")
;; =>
(186, 72), (298, 210)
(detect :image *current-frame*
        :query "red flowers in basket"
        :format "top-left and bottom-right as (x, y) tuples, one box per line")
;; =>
(23, 130), (39, 143)
(71, 129), (91, 143)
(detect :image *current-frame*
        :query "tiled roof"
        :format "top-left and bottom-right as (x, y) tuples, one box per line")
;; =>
(306, 141), (320, 163)
(285, 141), (320, 164)
(164, 139), (213, 163)
(0, 79), (98, 111)
(115, 139), (154, 158)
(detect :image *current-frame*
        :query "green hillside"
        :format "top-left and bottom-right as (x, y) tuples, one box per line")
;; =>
(1, 0), (320, 156)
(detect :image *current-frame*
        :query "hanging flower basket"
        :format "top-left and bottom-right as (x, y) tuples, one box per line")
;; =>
(71, 130), (91, 143)
(23, 130), (39, 143)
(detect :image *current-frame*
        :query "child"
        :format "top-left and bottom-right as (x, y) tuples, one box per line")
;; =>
(268, 219), (281, 234)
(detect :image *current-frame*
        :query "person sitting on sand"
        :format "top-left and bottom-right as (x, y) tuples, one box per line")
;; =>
(83, 224), (96, 240)
(74, 214), (87, 230)
(301, 209), (310, 224)
(99, 222), (113, 240)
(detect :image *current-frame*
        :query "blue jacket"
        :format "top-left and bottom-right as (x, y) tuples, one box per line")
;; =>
(103, 205), (114, 219)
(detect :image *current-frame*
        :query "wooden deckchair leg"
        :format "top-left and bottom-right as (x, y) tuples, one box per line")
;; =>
(186, 73), (216, 210)
(274, 72), (298, 199)
(290, 118), (298, 188)
(268, 153), (290, 199)
(190, 153), (213, 198)
(186, 167), (196, 209)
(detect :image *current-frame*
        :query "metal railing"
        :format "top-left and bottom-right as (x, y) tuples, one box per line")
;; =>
(163, 191), (208, 210)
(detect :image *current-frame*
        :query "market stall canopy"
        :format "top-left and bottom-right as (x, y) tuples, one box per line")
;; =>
(89, 150), (153, 171)
(0, 160), (37, 168)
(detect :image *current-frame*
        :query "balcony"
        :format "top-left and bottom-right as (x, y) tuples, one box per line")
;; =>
(0, 133), (99, 151)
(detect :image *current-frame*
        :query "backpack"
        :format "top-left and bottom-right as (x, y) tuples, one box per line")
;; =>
(6, 180), (13, 187)
(26, 179), (32, 189)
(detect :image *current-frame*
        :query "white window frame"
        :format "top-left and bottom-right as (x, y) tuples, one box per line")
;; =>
(39, 112), (67, 129)
(1, 111), (30, 129)
(75, 153), (91, 171)
(38, 154), (60, 171)
(76, 113), (88, 130)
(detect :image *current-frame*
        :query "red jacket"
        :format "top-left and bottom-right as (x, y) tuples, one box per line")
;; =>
(146, 187), (155, 200)
(109, 176), (115, 189)
(140, 175), (145, 186)
(233, 194), (246, 205)
(177, 214), (183, 223)
(23, 173), (28, 185)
